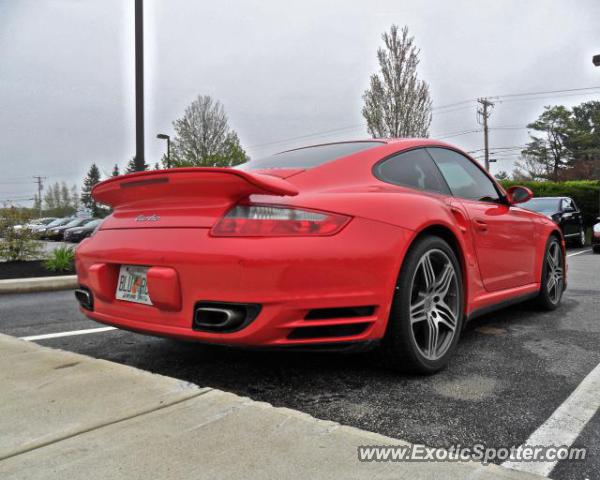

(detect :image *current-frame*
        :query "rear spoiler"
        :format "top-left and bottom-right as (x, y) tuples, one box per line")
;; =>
(92, 167), (298, 208)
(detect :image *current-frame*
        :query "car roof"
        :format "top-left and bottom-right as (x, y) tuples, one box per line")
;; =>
(275, 138), (458, 155)
(529, 196), (568, 200)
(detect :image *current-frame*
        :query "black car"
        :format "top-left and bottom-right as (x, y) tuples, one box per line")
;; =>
(46, 217), (96, 241)
(521, 196), (585, 246)
(593, 217), (600, 254)
(64, 219), (102, 242)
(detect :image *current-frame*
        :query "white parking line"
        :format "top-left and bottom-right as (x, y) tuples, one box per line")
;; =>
(20, 326), (117, 341)
(567, 249), (592, 257)
(502, 361), (600, 477)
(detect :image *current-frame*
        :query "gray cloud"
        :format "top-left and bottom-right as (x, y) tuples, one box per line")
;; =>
(1, 0), (599, 204)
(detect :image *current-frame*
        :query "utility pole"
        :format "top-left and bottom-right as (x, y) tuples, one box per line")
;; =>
(33, 176), (46, 217)
(134, 0), (145, 171)
(477, 98), (495, 171)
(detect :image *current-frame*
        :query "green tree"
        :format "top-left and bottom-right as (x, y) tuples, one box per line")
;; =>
(362, 25), (432, 138)
(567, 101), (600, 179)
(0, 207), (42, 261)
(171, 95), (248, 167)
(516, 102), (600, 181)
(81, 164), (102, 217)
(43, 181), (77, 217)
(125, 156), (147, 174)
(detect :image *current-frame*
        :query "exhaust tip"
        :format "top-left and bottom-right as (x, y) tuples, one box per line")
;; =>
(74, 288), (93, 311)
(193, 302), (261, 333)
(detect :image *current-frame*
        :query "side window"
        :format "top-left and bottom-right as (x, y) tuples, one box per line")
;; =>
(374, 148), (451, 195)
(562, 198), (575, 211)
(427, 148), (500, 202)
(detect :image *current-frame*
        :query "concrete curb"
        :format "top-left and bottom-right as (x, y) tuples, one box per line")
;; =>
(0, 333), (545, 480)
(0, 275), (77, 294)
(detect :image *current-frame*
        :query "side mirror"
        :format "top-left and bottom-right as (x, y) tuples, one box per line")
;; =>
(506, 186), (533, 205)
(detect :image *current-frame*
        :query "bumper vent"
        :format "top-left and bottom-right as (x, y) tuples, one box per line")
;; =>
(305, 306), (375, 320)
(288, 323), (369, 340)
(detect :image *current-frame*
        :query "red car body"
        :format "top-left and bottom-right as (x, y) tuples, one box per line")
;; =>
(75, 139), (564, 352)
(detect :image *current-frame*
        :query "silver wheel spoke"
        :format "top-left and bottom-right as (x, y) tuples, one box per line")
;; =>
(427, 318), (439, 358)
(436, 301), (457, 331)
(435, 264), (455, 297)
(421, 254), (436, 289)
(410, 296), (427, 324)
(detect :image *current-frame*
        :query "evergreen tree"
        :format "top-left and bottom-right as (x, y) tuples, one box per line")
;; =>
(81, 164), (102, 217)
(126, 156), (148, 173)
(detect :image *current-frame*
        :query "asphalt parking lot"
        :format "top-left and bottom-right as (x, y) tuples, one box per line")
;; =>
(0, 247), (598, 480)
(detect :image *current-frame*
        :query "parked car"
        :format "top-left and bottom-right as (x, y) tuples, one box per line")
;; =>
(47, 217), (96, 241)
(593, 217), (600, 254)
(13, 217), (56, 232)
(36, 217), (74, 238)
(64, 219), (102, 242)
(76, 139), (566, 374)
(520, 196), (585, 247)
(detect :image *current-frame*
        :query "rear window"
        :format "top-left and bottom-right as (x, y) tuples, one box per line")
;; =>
(237, 141), (384, 170)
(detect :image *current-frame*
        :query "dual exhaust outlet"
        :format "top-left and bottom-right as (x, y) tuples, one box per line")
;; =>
(193, 302), (261, 333)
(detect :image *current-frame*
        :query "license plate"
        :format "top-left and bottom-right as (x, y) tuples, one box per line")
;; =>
(115, 265), (152, 305)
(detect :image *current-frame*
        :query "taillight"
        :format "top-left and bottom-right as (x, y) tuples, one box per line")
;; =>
(211, 205), (351, 237)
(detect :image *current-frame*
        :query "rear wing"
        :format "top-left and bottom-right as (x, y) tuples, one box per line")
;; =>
(92, 167), (298, 209)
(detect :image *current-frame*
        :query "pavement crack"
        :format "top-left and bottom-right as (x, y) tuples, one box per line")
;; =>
(0, 388), (213, 463)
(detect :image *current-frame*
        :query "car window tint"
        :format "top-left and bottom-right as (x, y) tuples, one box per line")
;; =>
(237, 141), (384, 170)
(373, 148), (451, 195)
(427, 148), (500, 202)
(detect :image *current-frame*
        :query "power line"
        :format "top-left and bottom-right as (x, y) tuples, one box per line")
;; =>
(245, 85), (600, 153)
(491, 86), (600, 100)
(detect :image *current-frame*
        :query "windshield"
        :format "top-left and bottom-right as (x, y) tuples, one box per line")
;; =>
(46, 218), (68, 227)
(236, 141), (384, 170)
(64, 218), (87, 228)
(521, 198), (560, 213)
(84, 219), (101, 228)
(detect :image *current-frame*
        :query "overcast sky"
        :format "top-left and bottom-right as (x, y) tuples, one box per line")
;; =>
(1, 0), (599, 206)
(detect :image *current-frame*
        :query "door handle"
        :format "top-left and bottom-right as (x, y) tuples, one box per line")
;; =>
(474, 219), (488, 232)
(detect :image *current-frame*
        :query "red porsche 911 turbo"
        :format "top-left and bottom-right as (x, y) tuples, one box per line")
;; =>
(75, 139), (565, 373)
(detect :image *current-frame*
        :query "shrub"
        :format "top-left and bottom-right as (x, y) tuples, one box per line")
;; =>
(499, 180), (600, 226)
(0, 208), (43, 261)
(44, 246), (75, 273)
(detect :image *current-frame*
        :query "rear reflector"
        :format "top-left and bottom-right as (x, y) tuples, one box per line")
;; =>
(211, 204), (351, 237)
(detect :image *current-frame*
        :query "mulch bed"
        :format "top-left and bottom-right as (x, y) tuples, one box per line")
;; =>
(0, 261), (74, 280)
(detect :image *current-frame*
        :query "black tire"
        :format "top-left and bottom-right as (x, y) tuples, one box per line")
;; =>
(534, 236), (565, 310)
(379, 235), (464, 374)
(593, 245), (600, 254)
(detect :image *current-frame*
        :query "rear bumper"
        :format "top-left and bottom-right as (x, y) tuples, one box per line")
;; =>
(75, 219), (410, 346)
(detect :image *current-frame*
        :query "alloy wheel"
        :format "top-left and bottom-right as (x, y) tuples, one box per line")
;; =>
(409, 249), (460, 361)
(546, 242), (564, 304)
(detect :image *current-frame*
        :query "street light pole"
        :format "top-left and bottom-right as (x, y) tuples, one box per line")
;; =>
(593, 54), (600, 223)
(157, 134), (171, 168)
(134, 0), (145, 171)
